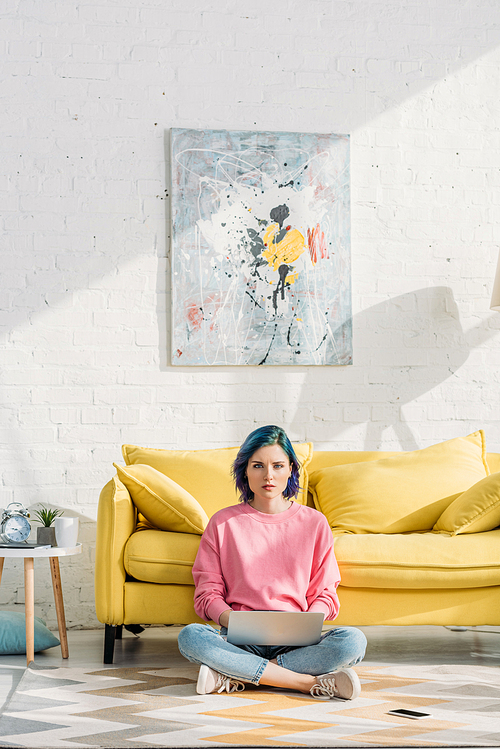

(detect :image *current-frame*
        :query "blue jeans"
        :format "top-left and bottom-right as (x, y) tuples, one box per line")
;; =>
(178, 623), (367, 685)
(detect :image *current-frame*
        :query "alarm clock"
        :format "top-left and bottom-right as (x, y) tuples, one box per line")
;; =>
(0, 502), (31, 544)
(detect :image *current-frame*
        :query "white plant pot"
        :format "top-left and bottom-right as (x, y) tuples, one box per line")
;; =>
(54, 517), (79, 548)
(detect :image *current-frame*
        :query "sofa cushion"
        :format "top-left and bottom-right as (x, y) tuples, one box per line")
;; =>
(334, 529), (500, 589)
(433, 472), (500, 535)
(124, 529), (200, 584)
(309, 431), (488, 534)
(114, 463), (209, 534)
(308, 450), (399, 473)
(122, 442), (313, 517)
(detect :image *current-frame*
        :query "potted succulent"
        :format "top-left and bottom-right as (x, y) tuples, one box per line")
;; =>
(33, 505), (64, 546)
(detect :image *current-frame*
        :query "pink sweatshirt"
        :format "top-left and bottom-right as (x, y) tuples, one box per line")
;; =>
(192, 501), (340, 624)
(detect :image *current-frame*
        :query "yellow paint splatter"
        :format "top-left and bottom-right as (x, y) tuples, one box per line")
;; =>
(262, 224), (306, 270)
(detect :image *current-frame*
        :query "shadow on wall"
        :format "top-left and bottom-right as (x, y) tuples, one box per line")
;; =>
(158, 128), (172, 371)
(289, 286), (497, 451)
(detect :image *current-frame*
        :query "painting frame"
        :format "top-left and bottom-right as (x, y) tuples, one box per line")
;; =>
(170, 128), (352, 366)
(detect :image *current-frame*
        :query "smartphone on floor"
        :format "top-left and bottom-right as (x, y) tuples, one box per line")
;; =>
(388, 708), (432, 720)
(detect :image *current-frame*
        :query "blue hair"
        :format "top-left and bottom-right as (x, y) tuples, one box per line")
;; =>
(231, 425), (301, 503)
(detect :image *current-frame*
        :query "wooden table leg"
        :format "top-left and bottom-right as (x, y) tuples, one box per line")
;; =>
(50, 557), (69, 658)
(0, 557), (4, 585)
(24, 558), (35, 666)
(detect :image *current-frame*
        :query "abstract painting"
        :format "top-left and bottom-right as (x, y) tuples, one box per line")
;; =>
(171, 128), (352, 366)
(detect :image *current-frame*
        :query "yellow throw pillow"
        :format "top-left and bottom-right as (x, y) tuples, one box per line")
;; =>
(113, 463), (209, 534)
(121, 442), (313, 517)
(309, 431), (489, 534)
(433, 472), (500, 535)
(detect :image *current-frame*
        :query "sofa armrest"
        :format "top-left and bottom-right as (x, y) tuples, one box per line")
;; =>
(95, 476), (136, 625)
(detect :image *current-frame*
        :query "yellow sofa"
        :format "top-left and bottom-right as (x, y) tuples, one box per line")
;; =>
(95, 433), (500, 663)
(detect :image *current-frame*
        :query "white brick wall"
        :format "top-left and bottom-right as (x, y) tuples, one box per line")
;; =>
(1, 0), (500, 628)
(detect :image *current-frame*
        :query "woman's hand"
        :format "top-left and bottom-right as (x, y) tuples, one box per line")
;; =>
(219, 609), (232, 628)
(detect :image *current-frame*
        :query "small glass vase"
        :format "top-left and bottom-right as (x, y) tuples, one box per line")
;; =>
(37, 526), (56, 546)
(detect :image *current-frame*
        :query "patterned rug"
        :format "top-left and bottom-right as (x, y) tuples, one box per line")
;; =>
(0, 661), (499, 748)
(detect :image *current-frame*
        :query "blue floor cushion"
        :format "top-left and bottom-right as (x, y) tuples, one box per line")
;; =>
(0, 611), (60, 654)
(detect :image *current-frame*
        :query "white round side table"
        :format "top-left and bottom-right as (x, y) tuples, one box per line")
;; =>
(0, 543), (82, 665)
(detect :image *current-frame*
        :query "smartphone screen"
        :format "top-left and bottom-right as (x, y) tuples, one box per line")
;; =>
(388, 709), (431, 719)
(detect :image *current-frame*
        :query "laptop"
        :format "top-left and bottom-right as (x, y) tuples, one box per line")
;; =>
(226, 611), (325, 646)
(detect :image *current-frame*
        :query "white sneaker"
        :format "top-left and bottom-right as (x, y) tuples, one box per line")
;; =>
(196, 664), (246, 695)
(310, 668), (361, 700)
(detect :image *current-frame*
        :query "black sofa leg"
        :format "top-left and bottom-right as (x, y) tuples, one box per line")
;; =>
(104, 624), (117, 664)
(115, 625), (123, 640)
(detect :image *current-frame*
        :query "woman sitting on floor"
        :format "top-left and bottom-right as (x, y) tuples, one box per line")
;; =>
(178, 424), (367, 700)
